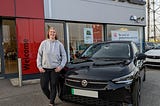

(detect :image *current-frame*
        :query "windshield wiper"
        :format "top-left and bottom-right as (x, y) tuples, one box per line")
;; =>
(71, 58), (93, 64)
(93, 59), (130, 66)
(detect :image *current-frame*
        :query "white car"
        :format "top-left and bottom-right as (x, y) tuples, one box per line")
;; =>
(145, 42), (156, 51)
(144, 49), (160, 67)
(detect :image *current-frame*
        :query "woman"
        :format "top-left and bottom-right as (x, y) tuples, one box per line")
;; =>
(37, 27), (67, 106)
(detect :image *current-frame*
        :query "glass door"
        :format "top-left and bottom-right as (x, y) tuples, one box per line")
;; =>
(0, 57), (1, 74)
(2, 19), (18, 74)
(0, 19), (2, 74)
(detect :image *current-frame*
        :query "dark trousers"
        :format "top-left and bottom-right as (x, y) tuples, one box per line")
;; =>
(40, 69), (60, 104)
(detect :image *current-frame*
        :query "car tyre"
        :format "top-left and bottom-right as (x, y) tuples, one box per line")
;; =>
(143, 67), (146, 81)
(132, 80), (141, 106)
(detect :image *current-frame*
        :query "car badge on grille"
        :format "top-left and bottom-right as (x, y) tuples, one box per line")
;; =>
(81, 80), (88, 87)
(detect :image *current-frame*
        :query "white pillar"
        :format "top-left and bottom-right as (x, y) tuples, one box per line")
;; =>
(18, 58), (22, 87)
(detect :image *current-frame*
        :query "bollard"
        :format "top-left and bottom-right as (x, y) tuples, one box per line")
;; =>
(18, 58), (22, 87)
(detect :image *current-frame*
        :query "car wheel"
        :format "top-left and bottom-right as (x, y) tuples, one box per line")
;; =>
(132, 80), (141, 106)
(143, 67), (146, 81)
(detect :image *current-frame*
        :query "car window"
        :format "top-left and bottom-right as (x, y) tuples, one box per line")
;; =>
(132, 42), (139, 54)
(81, 43), (131, 59)
(81, 44), (101, 57)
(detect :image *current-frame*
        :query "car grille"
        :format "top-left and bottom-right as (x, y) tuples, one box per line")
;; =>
(145, 55), (160, 67)
(63, 95), (122, 106)
(147, 55), (160, 59)
(65, 78), (108, 90)
(61, 84), (132, 105)
(144, 61), (160, 67)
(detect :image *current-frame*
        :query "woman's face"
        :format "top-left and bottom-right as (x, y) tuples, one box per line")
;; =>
(49, 28), (56, 40)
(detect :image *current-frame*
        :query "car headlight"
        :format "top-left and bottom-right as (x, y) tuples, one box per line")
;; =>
(112, 71), (135, 84)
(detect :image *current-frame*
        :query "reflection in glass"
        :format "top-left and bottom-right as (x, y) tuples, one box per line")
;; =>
(2, 20), (18, 74)
(107, 25), (143, 52)
(81, 43), (130, 59)
(68, 23), (104, 61)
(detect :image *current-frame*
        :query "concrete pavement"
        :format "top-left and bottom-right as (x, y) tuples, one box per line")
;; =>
(0, 79), (48, 106)
(0, 79), (80, 106)
(1, 68), (160, 106)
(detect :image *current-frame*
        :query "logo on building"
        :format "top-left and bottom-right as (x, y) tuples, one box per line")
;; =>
(130, 15), (145, 23)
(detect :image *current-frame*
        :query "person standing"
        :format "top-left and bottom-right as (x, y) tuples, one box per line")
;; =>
(37, 27), (67, 106)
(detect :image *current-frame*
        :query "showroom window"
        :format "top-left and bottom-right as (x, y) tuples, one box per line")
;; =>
(2, 19), (18, 74)
(106, 24), (144, 52)
(67, 23), (104, 61)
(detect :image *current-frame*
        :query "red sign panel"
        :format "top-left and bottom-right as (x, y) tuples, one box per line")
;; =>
(15, 0), (44, 18)
(0, 0), (15, 16)
(16, 18), (45, 75)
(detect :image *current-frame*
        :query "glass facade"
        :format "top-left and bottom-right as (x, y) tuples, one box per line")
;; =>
(106, 24), (144, 52)
(2, 19), (18, 74)
(0, 20), (145, 76)
(67, 23), (104, 61)
(44, 22), (104, 62)
(0, 0), (146, 78)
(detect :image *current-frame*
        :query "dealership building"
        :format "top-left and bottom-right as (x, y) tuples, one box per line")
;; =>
(0, 0), (146, 79)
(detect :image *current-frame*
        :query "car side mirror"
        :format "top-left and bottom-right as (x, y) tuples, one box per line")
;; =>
(136, 53), (146, 60)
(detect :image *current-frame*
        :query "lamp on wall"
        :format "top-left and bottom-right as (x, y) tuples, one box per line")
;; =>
(119, 28), (128, 31)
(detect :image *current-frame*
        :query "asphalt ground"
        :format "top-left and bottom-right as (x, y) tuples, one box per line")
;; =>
(140, 67), (160, 106)
(0, 78), (81, 106)
(0, 67), (160, 106)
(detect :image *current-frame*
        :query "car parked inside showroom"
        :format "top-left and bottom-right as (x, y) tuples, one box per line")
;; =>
(58, 41), (146, 106)
(144, 48), (160, 67)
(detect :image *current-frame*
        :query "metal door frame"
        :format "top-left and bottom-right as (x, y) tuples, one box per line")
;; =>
(0, 17), (5, 76)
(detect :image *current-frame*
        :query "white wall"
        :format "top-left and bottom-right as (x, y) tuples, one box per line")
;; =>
(44, 0), (146, 25)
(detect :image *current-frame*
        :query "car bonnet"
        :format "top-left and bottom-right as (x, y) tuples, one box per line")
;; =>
(65, 60), (132, 81)
(145, 49), (160, 56)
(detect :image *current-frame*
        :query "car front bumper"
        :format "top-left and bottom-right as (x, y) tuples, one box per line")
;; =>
(144, 57), (160, 67)
(60, 84), (132, 106)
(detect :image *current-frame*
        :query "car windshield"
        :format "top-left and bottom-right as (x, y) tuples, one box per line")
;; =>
(81, 43), (131, 59)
